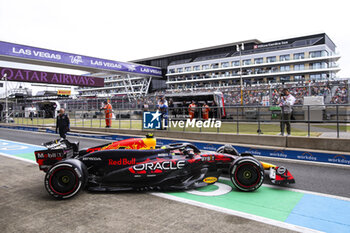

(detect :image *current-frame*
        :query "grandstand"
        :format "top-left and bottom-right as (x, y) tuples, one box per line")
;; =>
(134, 33), (340, 94)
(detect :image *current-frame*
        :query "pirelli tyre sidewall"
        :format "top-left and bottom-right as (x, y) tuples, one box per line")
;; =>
(230, 157), (264, 192)
(45, 159), (87, 199)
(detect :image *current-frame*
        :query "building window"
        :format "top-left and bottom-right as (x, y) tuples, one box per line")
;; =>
(185, 67), (192, 72)
(280, 65), (290, 72)
(177, 68), (183, 73)
(309, 50), (328, 58)
(310, 62), (328, 69)
(267, 77), (277, 83)
(254, 58), (263, 64)
(232, 61), (240, 66)
(211, 63), (219, 69)
(294, 64), (305, 71)
(202, 64), (209, 70)
(193, 65), (200, 71)
(243, 59), (251, 65)
(254, 68), (260, 74)
(280, 76), (291, 82)
(168, 68), (175, 74)
(222, 62), (229, 68)
(311, 63), (321, 69)
(293, 53), (305, 60)
(280, 54), (290, 61)
(310, 73), (327, 81)
(294, 75), (305, 81)
(266, 56), (276, 63)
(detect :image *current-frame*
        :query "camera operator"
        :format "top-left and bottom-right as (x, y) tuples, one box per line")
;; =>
(278, 88), (296, 136)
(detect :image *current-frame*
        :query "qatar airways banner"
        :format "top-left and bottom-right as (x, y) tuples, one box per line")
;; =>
(0, 41), (162, 77)
(0, 66), (104, 87)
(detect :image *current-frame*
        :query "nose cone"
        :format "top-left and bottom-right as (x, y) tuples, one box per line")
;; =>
(270, 166), (295, 184)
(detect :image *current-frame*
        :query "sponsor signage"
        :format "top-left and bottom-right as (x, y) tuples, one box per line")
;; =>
(57, 90), (71, 95)
(35, 151), (64, 159)
(203, 177), (218, 184)
(0, 41), (162, 77)
(0, 66), (104, 87)
(143, 110), (222, 130)
(133, 160), (186, 171)
(143, 111), (162, 129)
(108, 158), (136, 166)
(254, 40), (288, 49)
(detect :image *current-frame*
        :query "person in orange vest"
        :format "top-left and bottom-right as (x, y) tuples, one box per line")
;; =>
(202, 102), (210, 120)
(101, 100), (113, 128)
(188, 100), (196, 120)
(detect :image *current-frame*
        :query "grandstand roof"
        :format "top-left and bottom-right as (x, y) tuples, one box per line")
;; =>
(131, 39), (261, 63)
(131, 33), (335, 70)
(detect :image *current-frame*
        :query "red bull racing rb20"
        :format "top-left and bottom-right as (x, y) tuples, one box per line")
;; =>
(34, 134), (295, 199)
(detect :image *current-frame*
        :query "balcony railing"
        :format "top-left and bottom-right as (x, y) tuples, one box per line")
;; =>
(167, 54), (341, 76)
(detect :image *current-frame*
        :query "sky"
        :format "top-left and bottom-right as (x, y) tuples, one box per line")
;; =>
(0, 0), (349, 93)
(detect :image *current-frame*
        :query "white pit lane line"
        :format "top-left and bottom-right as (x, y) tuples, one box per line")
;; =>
(0, 138), (325, 233)
(0, 152), (37, 164)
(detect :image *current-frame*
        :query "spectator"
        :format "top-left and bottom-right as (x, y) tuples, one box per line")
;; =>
(278, 89), (296, 136)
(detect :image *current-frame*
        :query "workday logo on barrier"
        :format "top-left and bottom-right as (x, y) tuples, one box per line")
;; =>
(143, 111), (162, 129)
(297, 152), (317, 161)
(328, 155), (350, 165)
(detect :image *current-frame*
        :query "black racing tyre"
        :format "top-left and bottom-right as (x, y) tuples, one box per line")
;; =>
(45, 159), (87, 199)
(229, 157), (264, 192)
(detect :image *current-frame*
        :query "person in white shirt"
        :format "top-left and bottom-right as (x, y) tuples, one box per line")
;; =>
(278, 89), (296, 136)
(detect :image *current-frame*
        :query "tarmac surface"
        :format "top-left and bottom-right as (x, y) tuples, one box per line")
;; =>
(1, 128), (349, 198)
(0, 156), (297, 233)
(1, 128), (350, 232)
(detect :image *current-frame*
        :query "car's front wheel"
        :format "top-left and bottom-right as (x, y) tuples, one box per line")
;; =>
(229, 157), (264, 192)
(45, 159), (87, 199)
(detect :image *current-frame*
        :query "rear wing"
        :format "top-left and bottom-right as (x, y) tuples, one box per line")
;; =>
(34, 139), (79, 172)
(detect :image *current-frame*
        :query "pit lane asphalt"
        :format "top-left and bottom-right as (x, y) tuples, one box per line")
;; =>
(0, 129), (296, 233)
(1, 128), (349, 198)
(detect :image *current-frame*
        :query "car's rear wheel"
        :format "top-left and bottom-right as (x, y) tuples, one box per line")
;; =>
(230, 157), (264, 192)
(45, 159), (87, 199)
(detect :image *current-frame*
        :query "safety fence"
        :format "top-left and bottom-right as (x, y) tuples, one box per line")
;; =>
(1, 105), (349, 138)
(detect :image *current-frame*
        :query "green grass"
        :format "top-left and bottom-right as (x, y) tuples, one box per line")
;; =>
(14, 118), (55, 125)
(10, 117), (321, 136)
(72, 119), (143, 130)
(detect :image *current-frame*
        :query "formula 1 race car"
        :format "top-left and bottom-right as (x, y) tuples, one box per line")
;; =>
(34, 134), (295, 199)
